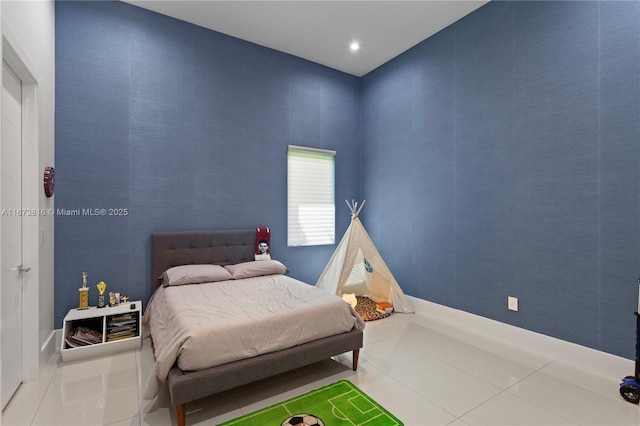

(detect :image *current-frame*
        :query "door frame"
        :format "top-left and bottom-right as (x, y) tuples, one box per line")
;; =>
(2, 28), (41, 384)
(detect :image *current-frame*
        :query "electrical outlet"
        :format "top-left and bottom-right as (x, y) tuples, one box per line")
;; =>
(508, 296), (518, 311)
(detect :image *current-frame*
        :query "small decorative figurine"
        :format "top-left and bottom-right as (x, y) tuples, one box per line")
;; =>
(109, 291), (120, 307)
(97, 281), (107, 308)
(121, 295), (129, 303)
(78, 272), (89, 310)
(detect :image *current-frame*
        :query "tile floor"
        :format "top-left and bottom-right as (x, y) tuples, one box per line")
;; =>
(3, 307), (640, 425)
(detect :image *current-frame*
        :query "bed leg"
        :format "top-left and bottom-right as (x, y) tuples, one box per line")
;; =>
(176, 403), (186, 426)
(353, 349), (360, 371)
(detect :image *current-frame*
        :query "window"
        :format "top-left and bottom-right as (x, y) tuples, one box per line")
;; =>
(287, 145), (335, 246)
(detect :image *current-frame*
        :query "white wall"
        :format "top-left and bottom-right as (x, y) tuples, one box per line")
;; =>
(1, 0), (55, 381)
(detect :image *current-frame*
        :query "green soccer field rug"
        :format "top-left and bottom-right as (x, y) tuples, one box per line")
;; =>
(219, 380), (403, 426)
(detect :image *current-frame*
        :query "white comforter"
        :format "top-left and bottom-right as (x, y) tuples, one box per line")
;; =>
(142, 274), (365, 399)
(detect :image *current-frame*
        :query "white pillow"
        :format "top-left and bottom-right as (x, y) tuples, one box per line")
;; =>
(224, 260), (288, 279)
(162, 264), (232, 287)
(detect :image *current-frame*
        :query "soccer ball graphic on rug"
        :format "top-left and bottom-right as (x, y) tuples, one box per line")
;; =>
(281, 413), (325, 426)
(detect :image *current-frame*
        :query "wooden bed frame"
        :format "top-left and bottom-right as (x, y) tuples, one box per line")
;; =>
(150, 230), (364, 426)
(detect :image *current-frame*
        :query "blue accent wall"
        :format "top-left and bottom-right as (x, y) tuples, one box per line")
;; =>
(56, 0), (640, 359)
(54, 1), (361, 326)
(362, 1), (640, 358)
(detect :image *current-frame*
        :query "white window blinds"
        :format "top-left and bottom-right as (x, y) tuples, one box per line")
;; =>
(287, 145), (335, 246)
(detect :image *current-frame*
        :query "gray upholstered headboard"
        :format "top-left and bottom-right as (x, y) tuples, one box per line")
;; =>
(151, 229), (256, 293)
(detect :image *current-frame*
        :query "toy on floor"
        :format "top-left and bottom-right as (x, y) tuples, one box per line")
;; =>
(353, 296), (392, 321)
(619, 277), (640, 404)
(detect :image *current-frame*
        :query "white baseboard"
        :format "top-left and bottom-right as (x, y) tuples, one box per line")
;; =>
(38, 330), (59, 376)
(407, 295), (633, 380)
(41, 330), (57, 358)
(53, 328), (62, 353)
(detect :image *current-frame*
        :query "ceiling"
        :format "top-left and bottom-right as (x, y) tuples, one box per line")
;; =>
(122, 1), (489, 77)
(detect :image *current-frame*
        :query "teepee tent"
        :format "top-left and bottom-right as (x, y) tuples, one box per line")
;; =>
(316, 201), (413, 313)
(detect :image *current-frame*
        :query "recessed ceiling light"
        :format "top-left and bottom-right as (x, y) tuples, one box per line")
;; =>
(349, 41), (360, 52)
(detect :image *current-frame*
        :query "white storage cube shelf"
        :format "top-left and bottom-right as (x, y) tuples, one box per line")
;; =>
(61, 301), (142, 362)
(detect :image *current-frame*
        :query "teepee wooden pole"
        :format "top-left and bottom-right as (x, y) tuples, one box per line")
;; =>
(345, 199), (366, 217)
(346, 199), (356, 216)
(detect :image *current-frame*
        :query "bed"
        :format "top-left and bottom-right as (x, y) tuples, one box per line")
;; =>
(144, 229), (365, 426)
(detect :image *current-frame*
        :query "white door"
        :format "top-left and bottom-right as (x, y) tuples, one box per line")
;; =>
(1, 60), (24, 409)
